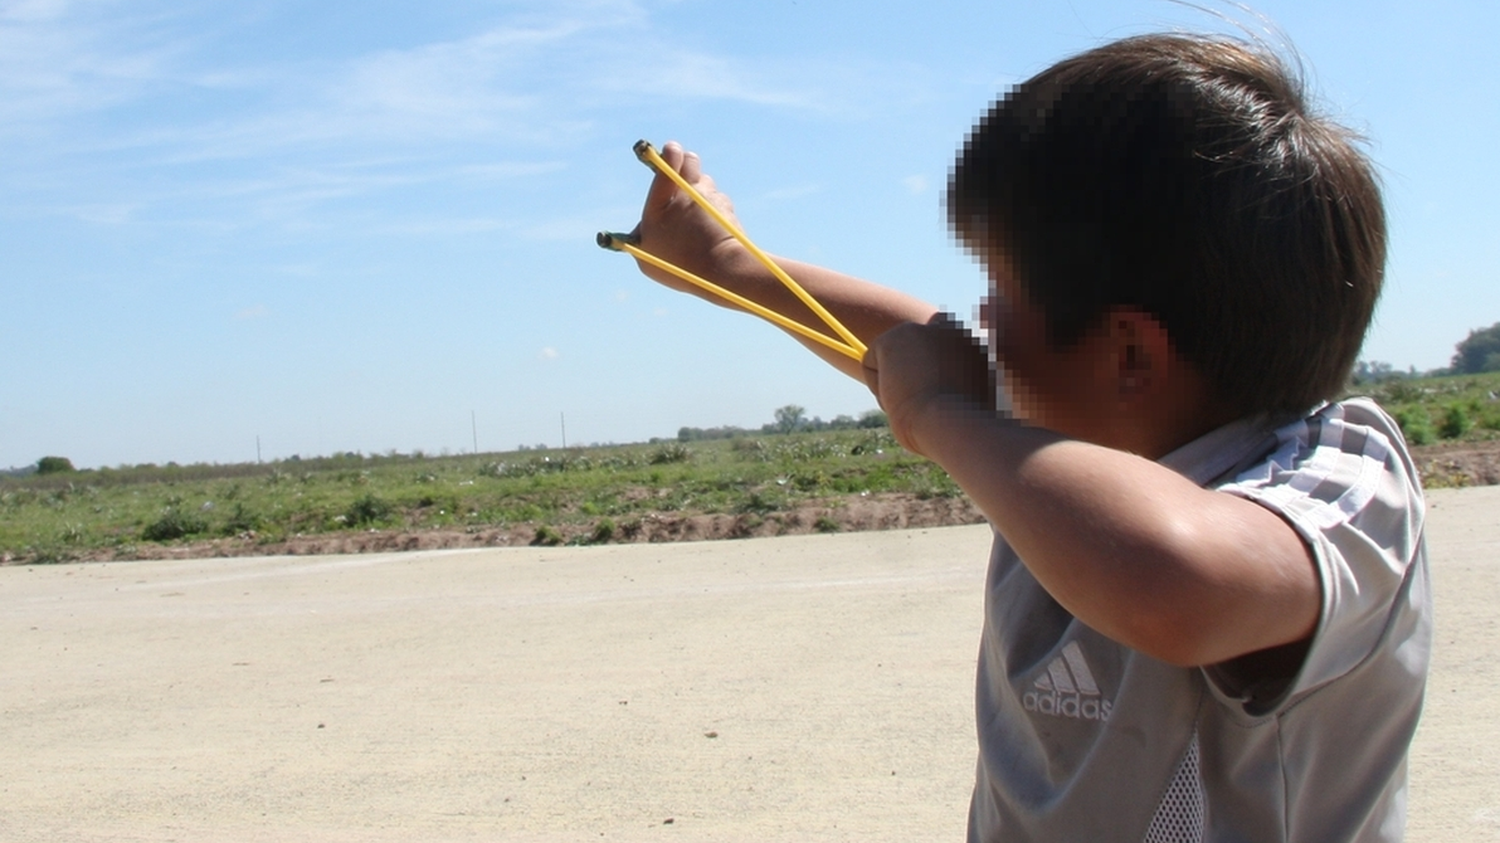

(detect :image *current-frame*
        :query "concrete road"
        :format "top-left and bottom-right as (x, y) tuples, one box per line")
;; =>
(2, 486), (1496, 842)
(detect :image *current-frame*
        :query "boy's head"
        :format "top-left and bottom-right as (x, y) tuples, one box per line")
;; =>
(948, 33), (1386, 421)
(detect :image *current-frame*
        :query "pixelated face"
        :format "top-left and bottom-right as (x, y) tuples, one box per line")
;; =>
(980, 255), (1118, 444)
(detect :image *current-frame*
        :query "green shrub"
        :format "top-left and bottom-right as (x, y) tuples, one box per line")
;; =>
(36, 456), (76, 475)
(142, 508), (208, 542)
(1439, 404), (1473, 439)
(740, 490), (785, 515)
(775, 438), (844, 462)
(1378, 382), (1424, 404)
(222, 502), (263, 535)
(531, 525), (563, 546)
(732, 438), (771, 462)
(850, 431), (894, 455)
(813, 516), (840, 533)
(589, 518), (616, 544)
(649, 443), (692, 465)
(1391, 407), (1435, 446)
(345, 494), (393, 527)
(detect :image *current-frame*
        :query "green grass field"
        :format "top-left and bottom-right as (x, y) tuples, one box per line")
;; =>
(0, 428), (967, 564)
(1357, 371), (1500, 446)
(4, 371), (1497, 565)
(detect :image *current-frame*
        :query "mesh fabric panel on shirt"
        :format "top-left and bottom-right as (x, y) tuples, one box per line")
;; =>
(1143, 730), (1205, 843)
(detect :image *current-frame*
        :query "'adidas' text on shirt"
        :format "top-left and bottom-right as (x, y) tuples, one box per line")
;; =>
(1023, 641), (1114, 721)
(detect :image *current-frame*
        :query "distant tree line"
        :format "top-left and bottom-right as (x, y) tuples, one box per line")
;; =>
(1, 456), (75, 478)
(676, 405), (889, 442)
(17, 319), (1497, 476)
(1449, 322), (1500, 375)
(1348, 360), (1420, 386)
(1351, 319), (1500, 386)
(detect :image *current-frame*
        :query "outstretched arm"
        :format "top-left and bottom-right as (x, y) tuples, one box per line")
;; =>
(627, 142), (938, 380)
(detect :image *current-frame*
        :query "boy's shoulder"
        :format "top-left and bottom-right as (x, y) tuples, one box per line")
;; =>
(1162, 397), (1420, 511)
(1199, 397), (1426, 708)
(1213, 397), (1423, 533)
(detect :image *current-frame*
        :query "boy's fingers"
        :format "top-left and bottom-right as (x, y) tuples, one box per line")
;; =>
(645, 142), (706, 213)
(680, 150), (702, 183)
(639, 142), (682, 213)
(660, 141), (684, 169)
(658, 141), (701, 184)
(644, 174), (684, 219)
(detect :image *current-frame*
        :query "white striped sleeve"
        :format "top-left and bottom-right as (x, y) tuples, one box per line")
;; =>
(1214, 398), (1425, 701)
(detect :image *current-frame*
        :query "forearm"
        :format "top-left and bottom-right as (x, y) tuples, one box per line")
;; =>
(906, 396), (1318, 666)
(703, 250), (939, 380)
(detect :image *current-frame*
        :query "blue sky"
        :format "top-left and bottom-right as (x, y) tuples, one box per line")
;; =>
(3, 0), (1497, 469)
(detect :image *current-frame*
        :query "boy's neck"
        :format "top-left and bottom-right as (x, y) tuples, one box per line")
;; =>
(1130, 404), (1238, 460)
(1072, 373), (1235, 460)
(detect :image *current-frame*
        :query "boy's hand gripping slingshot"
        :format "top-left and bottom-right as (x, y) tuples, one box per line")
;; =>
(597, 141), (867, 362)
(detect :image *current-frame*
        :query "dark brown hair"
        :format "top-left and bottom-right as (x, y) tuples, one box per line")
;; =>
(948, 34), (1386, 417)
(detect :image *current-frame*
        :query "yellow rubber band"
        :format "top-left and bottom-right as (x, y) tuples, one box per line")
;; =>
(631, 141), (867, 357)
(600, 233), (863, 362)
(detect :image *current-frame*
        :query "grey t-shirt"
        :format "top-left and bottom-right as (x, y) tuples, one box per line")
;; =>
(968, 399), (1431, 843)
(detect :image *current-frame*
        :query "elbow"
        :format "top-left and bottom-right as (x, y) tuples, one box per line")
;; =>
(1099, 552), (1218, 667)
(1147, 638), (1221, 670)
(1085, 504), (1320, 668)
(1107, 557), (1238, 667)
(1112, 522), (1254, 667)
(1118, 614), (1217, 668)
(1118, 597), (1308, 668)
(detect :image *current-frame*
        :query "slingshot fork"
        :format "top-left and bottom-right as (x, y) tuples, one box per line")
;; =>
(597, 141), (867, 362)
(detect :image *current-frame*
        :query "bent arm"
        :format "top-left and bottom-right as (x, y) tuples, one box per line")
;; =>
(861, 320), (1319, 668)
(907, 394), (1319, 667)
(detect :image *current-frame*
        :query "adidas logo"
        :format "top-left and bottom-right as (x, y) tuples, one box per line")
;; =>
(1022, 641), (1114, 722)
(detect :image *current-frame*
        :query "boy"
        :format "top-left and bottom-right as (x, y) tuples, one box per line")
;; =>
(626, 34), (1428, 842)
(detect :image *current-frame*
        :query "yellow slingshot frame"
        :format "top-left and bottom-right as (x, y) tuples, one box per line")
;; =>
(597, 141), (867, 362)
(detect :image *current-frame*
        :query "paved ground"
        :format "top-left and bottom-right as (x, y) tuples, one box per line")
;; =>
(1, 486), (1496, 842)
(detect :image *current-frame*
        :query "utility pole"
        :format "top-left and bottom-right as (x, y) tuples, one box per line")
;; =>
(471, 410), (478, 455)
(256, 435), (262, 464)
(560, 412), (567, 449)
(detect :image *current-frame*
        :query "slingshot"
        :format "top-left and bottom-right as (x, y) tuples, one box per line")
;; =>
(597, 141), (867, 362)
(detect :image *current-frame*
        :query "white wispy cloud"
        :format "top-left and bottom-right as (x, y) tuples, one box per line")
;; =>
(0, 0), (935, 236)
(0, 4), (171, 126)
(3, 0), (894, 148)
(1, 0), (71, 22)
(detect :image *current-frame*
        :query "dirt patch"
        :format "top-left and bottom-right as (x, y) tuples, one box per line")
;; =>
(617, 494), (986, 544)
(1410, 438), (1500, 488)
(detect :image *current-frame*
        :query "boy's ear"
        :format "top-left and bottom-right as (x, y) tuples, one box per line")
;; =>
(1100, 307), (1227, 456)
(1106, 308), (1174, 399)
